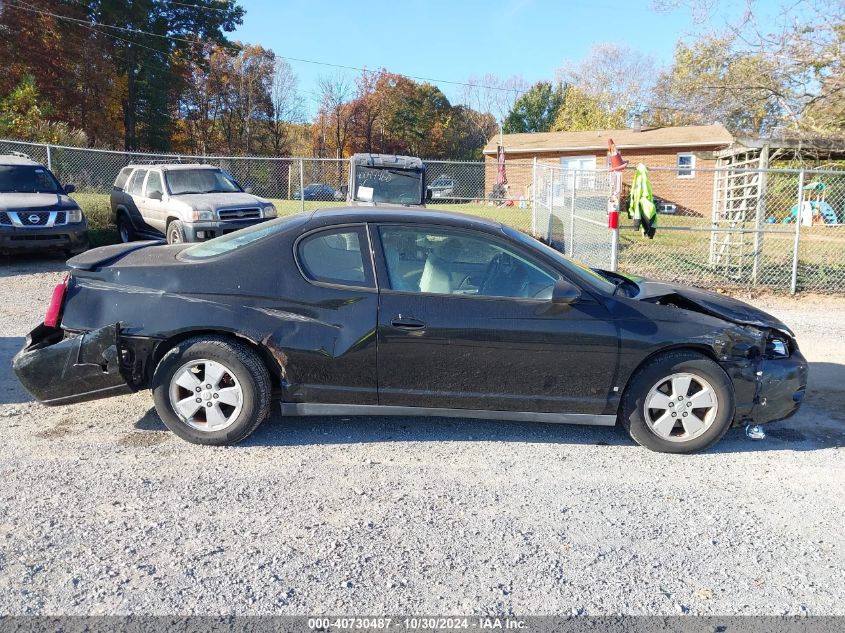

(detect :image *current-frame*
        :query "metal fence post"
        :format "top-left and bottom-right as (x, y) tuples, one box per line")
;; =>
(531, 157), (537, 236)
(568, 170), (576, 257)
(299, 158), (305, 213)
(790, 169), (805, 295)
(609, 215), (619, 273)
(750, 146), (769, 287)
(545, 168), (554, 242)
(45, 143), (52, 171)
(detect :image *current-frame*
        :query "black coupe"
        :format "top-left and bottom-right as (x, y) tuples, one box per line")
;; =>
(13, 208), (807, 453)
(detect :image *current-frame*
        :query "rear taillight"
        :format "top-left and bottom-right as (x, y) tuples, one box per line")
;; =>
(44, 274), (69, 328)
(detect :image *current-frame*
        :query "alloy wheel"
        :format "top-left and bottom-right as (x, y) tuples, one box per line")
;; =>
(168, 359), (243, 432)
(643, 372), (719, 442)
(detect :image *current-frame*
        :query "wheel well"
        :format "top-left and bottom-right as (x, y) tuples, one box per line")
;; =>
(166, 216), (179, 229)
(147, 330), (284, 388)
(616, 344), (720, 414)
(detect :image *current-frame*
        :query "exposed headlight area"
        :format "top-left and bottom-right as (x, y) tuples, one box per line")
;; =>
(189, 209), (214, 221)
(765, 334), (791, 358)
(262, 204), (277, 218)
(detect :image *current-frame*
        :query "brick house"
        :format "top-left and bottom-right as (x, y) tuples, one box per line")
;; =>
(482, 124), (735, 216)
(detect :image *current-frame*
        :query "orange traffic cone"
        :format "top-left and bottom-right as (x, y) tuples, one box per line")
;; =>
(608, 138), (628, 171)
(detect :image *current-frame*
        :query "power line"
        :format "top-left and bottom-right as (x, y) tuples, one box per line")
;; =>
(8, 0), (206, 47)
(7, 0), (527, 97)
(169, 0), (231, 13)
(9, 1), (176, 57)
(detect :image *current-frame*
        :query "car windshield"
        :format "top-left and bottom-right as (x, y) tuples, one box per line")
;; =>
(166, 168), (242, 195)
(0, 165), (62, 193)
(180, 213), (309, 260)
(502, 226), (618, 295)
(353, 166), (423, 205)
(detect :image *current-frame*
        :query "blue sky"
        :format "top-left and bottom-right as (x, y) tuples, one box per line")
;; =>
(233, 0), (783, 118)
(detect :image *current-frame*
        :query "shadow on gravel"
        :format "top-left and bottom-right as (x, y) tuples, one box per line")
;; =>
(0, 336), (27, 404)
(128, 361), (845, 452)
(0, 253), (68, 278)
(135, 405), (632, 447)
(133, 403), (844, 452)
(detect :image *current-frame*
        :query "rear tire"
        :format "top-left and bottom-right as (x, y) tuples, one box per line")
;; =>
(152, 336), (272, 446)
(167, 219), (187, 244)
(621, 350), (735, 453)
(117, 212), (135, 243)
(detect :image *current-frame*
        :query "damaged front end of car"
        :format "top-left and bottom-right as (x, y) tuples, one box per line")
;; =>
(645, 290), (808, 427)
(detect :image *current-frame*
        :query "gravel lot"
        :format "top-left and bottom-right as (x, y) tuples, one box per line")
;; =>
(1, 256), (843, 617)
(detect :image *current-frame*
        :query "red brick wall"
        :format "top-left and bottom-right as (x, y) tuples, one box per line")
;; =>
(485, 146), (722, 217)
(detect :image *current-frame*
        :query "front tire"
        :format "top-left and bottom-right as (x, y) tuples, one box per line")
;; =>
(152, 336), (272, 445)
(167, 219), (187, 244)
(621, 350), (735, 453)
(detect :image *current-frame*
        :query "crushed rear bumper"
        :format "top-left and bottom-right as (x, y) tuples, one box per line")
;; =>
(12, 323), (132, 405)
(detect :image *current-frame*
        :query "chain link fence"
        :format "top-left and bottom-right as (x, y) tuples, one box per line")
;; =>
(2, 138), (843, 294)
(613, 166), (845, 294)
(532, 162), (615, 269)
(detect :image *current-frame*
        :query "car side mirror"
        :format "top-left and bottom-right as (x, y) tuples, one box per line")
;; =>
(340, 184), (349, 197)
(63, 184), (76, 194)
(552, 278), (581, 305)
(244, 186), (253, 194)
(149, 190), (163, 201)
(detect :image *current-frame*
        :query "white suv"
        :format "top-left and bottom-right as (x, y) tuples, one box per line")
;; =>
(110, 163), (277, 244)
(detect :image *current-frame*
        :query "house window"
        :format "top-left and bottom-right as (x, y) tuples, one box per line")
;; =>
(677, 153), (695, 178)
(560, 155), (597, 190)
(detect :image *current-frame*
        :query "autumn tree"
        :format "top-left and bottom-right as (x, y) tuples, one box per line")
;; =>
(94, 0), (244, 150)
(647, 36), (782, 135)
(648, 0), (844, 138)
(552, 85), (628, 132)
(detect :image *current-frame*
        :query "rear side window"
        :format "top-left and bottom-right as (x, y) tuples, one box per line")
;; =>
(114, 167), (133, 190)
(180, 214), (309, 260)
(297, 227), (374, 288)
(127, 169), (147, 196)
(145, 172), (164, 198)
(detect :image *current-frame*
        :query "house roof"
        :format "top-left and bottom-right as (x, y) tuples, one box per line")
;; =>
(483, 124), (734, 155)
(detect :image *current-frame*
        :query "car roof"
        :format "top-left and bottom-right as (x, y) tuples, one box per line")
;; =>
(0, 154), (44, 167)
(309, 206), (504, 231)
(126, 163), (220, 171)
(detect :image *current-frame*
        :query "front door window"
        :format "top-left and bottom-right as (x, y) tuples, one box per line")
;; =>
(378, 226), (557, 300)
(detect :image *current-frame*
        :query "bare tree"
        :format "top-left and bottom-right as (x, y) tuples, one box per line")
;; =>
(556, 44), (656, 126)
(267, 58), (304, 155)
(317, 74), (354, 159)
(651, 0), (718, 23)
(458, 73), (528, 140)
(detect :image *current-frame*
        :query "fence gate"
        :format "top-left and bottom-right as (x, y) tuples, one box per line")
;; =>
(532, 162), (614, 269)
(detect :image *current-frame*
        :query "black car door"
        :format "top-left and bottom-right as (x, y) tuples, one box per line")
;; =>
(371, 224), (619, 414)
